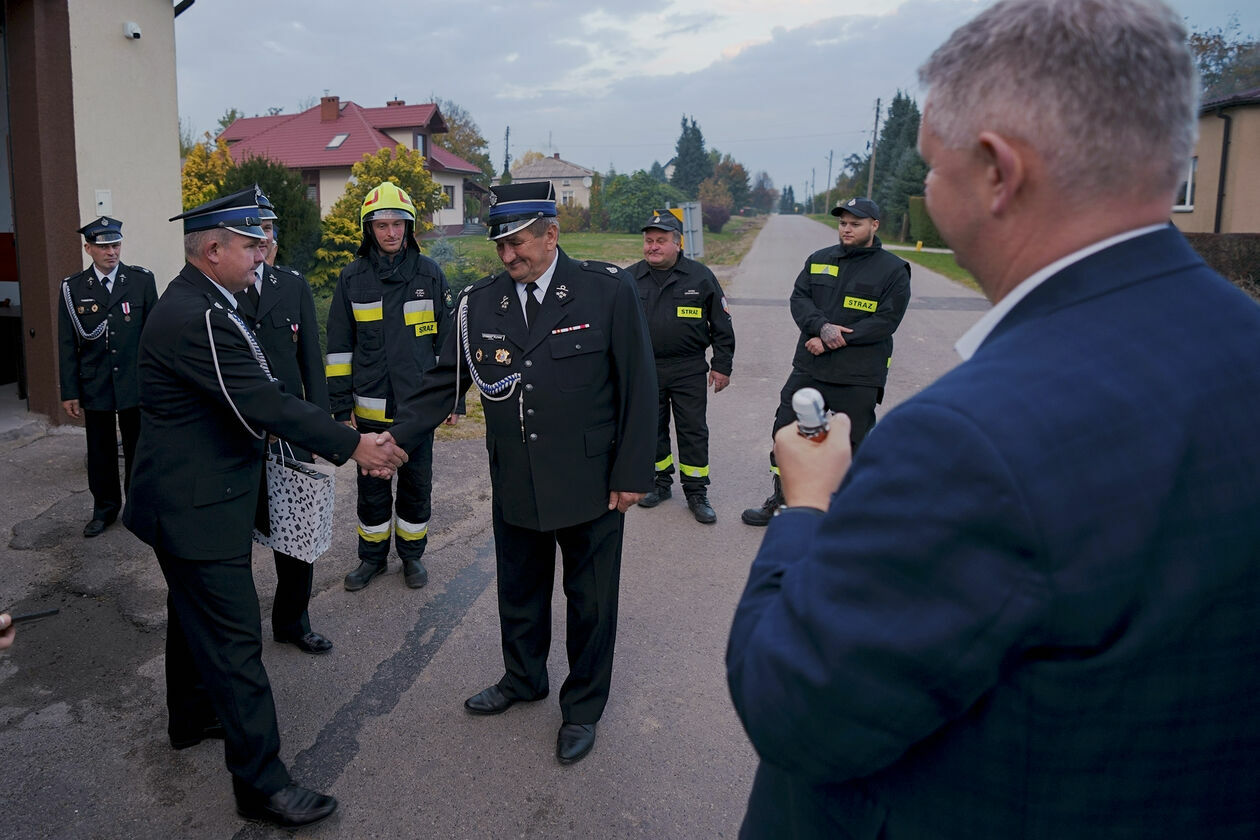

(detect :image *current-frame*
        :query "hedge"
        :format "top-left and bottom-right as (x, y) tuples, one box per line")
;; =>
(906, 196), (947, 248)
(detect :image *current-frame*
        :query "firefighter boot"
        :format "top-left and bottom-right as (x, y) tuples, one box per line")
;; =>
(740, 475), (784, 526)
(637, 481), (673, 508)
(344, 560), (387, 592)
(686, 492), (717, 524)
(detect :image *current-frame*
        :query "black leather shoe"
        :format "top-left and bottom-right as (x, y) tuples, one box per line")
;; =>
(83, 518), (109, 538)
(637, 486), (672, 508)
(402, 558), (429, 589)
(236, 783), (338, 828)
(344, 561), (386, 592)
(686, 494), (717, 524)
(169, 720), (226, 750)
(464, 684), (546, 715)
(556, 722), (597, 764)
(276, 631), (333, 654)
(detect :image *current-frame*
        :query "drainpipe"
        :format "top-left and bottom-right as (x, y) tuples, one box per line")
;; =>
(1213, 109), (1232, 234)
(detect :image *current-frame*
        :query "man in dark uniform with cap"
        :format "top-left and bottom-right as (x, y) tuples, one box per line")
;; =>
(741, 197), (910, 526)
(57, 216), (157, 537)
(631, 211), (734, 523)
(388, 181), (656, 765)
(236, 187), (334, 655)
(123, 188), (407, 828)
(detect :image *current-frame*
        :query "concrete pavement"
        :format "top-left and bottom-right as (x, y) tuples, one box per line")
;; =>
(0, 214), (987, 839)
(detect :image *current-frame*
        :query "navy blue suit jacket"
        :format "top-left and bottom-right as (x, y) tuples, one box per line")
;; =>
(727, 227), (1260, 839)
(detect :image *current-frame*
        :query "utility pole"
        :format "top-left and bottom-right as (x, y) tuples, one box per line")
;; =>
(824, 150), (834, 213)
(502, 126), (511, 176)
(866, 98), (881, 199)
(810, 168), (816, 213)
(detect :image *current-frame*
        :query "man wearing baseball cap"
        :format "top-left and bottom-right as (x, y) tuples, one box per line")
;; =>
(741, 196), (910, 525)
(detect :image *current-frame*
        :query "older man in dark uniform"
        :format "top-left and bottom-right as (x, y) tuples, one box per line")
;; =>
(57, 216), (157, 537)
(123, 188), (406, 828)
(235, 187), (334, 655)
(389, 181), (656, 765)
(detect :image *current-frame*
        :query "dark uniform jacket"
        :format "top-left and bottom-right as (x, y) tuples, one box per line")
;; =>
(788, 236), (910, 387)
(123, 264), (360, 561)
(57, 263), (158, 410)
(325, 246), (454, 425)
(239, 264), (328, 413)
(630, 254), (735, 377)
(391, 248), (657, 532)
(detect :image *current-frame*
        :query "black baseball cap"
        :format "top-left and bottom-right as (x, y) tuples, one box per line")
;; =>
(641, 211), (682, 234)
(830, 197), (880, 220)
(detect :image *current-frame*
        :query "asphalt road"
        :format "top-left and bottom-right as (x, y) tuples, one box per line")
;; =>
(0, 214), (987, 839)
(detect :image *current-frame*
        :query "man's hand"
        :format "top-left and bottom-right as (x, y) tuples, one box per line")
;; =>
(819, 323), (853, 350)
(709, 371), (730, 393)
(62, 399), (81, 420)
(0, 613), (13, 651)
(443, 413), (462, 426)
(805, 337), (826, 356)
(772, 414), (853, 512)
(353, 431), (408, 478)
(608, 491), (643, 512)
(342, 416), (357, 430)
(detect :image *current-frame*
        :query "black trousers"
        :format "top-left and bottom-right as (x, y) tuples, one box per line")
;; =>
(84, 406), (140, 520)
(157, 548), (290, 797)
(264, 441), (314, 639)
(653, 366), (710, 492)
(491, 502), (624, 725)
(769, 370), (881, 466)
(356, 425), (434, 564)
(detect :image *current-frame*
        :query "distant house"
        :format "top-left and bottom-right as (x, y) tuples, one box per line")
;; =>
(220, 96), (487, 236)
(1171, 86), (1260, 234)
(509, 154), (596, 208)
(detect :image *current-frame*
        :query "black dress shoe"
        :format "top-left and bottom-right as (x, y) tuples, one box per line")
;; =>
(344, 560), (386, 592)
(83, 518), (109, 538)
(556, 722), (596, 764)
(236, 783), (338, 828)
(637, 486), (672, 508)
(402, 557), (429, 589)
(169, 720), (226, 750)
(276, 631), (334, 654)
(464, 684), (546, 715)
(686, 494), (717, 524)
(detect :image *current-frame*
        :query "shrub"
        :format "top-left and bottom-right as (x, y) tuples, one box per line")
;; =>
(558, 204), (590, 233)
(703, 203), (731, 233)
(906, 196), (947, 248)
(1183, 232), (1260, 301)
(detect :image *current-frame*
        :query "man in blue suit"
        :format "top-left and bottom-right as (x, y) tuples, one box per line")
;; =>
(726, 1), (1260, 837)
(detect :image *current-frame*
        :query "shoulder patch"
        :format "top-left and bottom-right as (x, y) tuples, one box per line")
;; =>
(127, 264), (154, 275)
(579, 260), (622, 277)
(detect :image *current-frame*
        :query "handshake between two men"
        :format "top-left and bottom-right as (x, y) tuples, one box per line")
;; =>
(351, 431), (409, 478)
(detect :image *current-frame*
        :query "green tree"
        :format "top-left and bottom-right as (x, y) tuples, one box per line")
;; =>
(670, 115), (713, 197)
(179, 117), (198, 158)
(1190, 15), (1260, 99)
(648, 161), (668, 183)
(750, 171), (778, 214)
(587, 172), (608, 231)
(307, 146), (444, 292)
(434, 99), (494, 184)
(218, 155), (321, 273)
(698, 176), (734, 233)
(181, 134), (235, 210)
(871, 92), (924, 236)
(603, 171), (687, 233)
(779, 185), (798, 214)
(216, 107), (244, 135)
(711, 153), (750, 210)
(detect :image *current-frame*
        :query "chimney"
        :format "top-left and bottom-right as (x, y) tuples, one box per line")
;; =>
(553, 152), (560, 159)
(320, 95), (340, 122)
(386, 99), (405, 107)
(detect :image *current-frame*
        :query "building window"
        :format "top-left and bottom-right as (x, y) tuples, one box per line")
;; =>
(562, 179), (571, 186)
(442, 186), (455, 209)
(326, 133), (349, 149)
(414, 132), (428, 156)
(1173, 157), (1196, 212)
(302, 170), (320, 205)
(561, 191), (575, 207)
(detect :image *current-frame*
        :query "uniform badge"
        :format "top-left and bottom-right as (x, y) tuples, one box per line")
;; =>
(475, 348), (484, 362)
(444, 290), (453, 309)
(499, 295), (511, 311)
(77, 306), (85, 315)
(555, 284), (569, 300)
(495, 348), (511, 364)
(292, 324), (300, 343)
(415, 289), (425, 298)
(90, 304), (99, 313)
(721, 295), (730, 314)
(605, 266), (617, 274)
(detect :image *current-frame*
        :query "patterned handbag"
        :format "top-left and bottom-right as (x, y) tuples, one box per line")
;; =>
(252, 441), (335, 564)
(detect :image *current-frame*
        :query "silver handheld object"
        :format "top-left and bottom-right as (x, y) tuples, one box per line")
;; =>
(792, 387), (830, 441)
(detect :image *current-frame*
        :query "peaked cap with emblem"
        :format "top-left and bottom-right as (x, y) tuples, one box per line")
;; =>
(641, 211), (682, 234)
(170, 187), (266, 239)
(486, 181), (557, 241)
(255, 184), (278, 221)
(78, 216), (124, 244)
(830, 196), (880, 220)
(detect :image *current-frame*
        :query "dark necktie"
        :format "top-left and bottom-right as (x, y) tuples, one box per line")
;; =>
(246, 282), (260, 313)
(525, 282), (541, 327)
(103, 276), (113, 295)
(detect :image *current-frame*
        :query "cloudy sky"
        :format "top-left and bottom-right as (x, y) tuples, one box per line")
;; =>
(176, 0), (1257, 197)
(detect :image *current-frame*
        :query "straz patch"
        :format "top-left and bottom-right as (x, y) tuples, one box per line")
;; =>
(842, 296), (878, 313)
(414, 322), (437, 336)
(676, 306), (703, 319)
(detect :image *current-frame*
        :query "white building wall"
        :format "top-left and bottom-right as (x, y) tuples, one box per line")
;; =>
(68, 0), (183, 287)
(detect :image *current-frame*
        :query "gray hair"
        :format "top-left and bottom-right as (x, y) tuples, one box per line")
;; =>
(918, 0), (1198, 197)
(526, 217), (559, 237)
(183, 228), (229, 260)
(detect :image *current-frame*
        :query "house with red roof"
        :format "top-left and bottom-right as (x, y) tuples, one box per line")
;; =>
(220, 95), (487, 236)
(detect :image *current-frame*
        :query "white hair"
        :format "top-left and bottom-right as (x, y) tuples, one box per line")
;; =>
(918, 0), (1199, 197)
